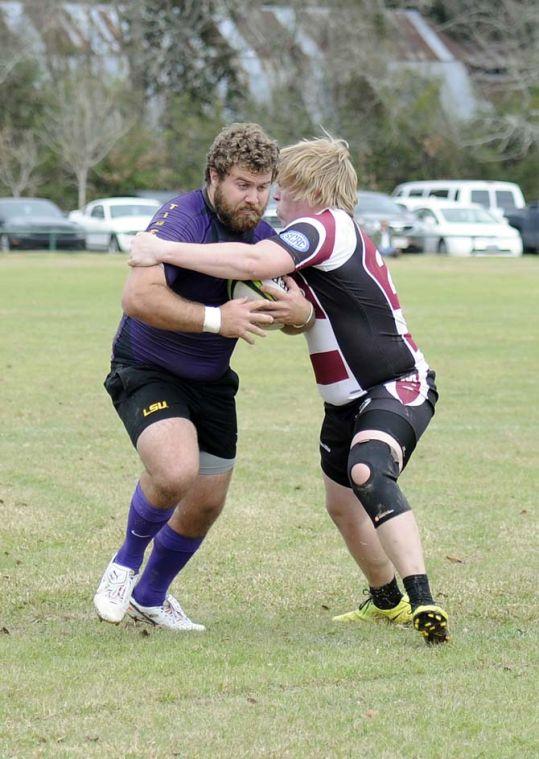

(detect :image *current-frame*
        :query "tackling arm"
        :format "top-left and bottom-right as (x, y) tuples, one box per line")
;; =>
(129, 232), (295, 281)
(121, 266), (273, 342)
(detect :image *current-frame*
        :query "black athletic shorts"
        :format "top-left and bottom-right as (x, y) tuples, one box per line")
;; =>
(320, 369), (438, 488)
(104, 362), (239, 460)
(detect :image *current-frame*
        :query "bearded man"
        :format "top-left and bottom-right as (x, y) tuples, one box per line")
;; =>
(93, 123), (312, 630)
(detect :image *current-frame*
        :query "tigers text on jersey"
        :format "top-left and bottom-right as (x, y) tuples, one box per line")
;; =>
(112, 189), (274, 381)
(273, 209), (431, 406)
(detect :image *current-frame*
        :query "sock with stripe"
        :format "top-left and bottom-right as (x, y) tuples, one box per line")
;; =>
(115, 482), (174, 572)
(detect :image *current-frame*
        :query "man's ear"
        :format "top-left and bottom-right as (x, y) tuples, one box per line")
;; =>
(209, 168), (220, 188)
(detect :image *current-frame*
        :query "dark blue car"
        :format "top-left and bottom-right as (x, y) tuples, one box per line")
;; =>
(0, 198), (86, 251)
(507, 202), (539, 253)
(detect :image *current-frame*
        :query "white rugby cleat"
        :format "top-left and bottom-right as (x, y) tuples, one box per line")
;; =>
(128, 593), (206, 632)
(93, 556), (138, 624)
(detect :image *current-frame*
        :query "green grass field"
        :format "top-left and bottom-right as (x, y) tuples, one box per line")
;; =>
(1, 253), (537, 757)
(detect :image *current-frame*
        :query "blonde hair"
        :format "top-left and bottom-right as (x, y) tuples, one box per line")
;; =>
(278, 136), (357, 215)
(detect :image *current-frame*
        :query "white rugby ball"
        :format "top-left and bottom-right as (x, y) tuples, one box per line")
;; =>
(227, 277), (287, 330)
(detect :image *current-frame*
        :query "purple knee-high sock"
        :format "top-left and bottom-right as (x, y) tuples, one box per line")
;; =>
(115, 483), (174, 572)
(132, 524), (203, 607)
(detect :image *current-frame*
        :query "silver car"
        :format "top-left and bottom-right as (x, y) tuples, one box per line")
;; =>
(355, 191), (418, 252)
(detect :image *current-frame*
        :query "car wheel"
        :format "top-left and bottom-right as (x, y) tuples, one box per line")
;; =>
(107, 235), (120, 253)
(0, 234), (10, 252)
(437, 239), (448, 255)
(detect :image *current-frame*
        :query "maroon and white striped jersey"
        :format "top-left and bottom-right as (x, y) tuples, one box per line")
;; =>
(272, 209), (430, 406)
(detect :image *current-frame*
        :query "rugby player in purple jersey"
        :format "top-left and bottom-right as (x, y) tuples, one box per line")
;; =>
(93, 123), (316, 630)
(129, 136), (450, 644)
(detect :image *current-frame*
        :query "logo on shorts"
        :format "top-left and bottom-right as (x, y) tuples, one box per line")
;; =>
(143, 400), (169, 417)
(374, 509), (395, 523)
(280, 230), (310, 252)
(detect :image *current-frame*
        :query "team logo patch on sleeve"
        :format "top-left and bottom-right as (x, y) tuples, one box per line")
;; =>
(279, 230), (310, 252)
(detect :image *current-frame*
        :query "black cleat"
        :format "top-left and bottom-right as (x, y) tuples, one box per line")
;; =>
(412, 604), (449, 645)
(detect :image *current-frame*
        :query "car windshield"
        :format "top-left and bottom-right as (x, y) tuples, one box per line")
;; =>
(109, 205), (159, 218)
(0, 199), (62, 218)
(263, 201), (281, 228)
(441, 207), (498, 224)
(356, 194), (403, 215)
(264, 213), (281, 230)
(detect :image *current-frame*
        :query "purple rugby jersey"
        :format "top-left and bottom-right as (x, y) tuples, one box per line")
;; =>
(112, 189), (274, 381)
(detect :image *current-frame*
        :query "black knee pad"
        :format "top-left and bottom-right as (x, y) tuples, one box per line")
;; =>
(348, 439), (411, 527)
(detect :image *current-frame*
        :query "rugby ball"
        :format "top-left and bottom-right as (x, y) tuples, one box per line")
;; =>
(227, 276), (287, 301)
(227, 277), (287, 330)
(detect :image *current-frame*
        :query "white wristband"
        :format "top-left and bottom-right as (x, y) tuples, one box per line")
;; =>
(203, 306), (221, 334)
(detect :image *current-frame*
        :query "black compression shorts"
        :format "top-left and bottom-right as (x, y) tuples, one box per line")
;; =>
(104, 363), (239, 460)
(319, 370), (438, 488)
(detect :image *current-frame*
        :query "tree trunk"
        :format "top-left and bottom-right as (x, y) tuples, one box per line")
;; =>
(77, 165), (88, 208)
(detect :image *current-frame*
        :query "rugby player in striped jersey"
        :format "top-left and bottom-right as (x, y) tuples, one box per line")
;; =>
(129, 136), (449, 644)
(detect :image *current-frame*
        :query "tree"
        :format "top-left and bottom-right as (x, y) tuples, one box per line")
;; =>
(0, 12), (30, 87)
(0, 58), (45, 132)
(111, 1), (247, 191)
(95, 126), (172, 197)
(0, 43), (22, 87)
(161, 94), (227, 190)
(239, 0), (537, 194)
(115, 0), (244, 108)
(433, 0), (539, 163)
(240, 84), (315, 149)
(0, 128), (42, 197)
(0, 1), (58, 88)
(43, 69), (134, 207)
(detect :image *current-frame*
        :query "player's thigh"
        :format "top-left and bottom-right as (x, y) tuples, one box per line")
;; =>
(352, 370), (437, 470)
(105, 363), (200, 483)
(137, 416), (200, 485)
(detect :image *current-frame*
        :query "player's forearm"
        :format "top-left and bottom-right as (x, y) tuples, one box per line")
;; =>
(122, 282), (205, 332)
(158, 240), (259, 280)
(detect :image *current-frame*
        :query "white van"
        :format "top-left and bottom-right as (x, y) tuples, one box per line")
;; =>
(392, 180), (525, 220)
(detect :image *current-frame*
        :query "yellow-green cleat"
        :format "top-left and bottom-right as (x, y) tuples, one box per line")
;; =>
(333, 593), (412, 625)
(412, 604), (449, 644)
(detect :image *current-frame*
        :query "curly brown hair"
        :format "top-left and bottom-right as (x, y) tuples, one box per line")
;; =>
(205, 123), (279, 183)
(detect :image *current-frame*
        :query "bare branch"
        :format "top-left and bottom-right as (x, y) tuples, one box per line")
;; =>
(435, 0), (539, 160)
(43, 71), (134, 207)
(0, 128), (42, 197)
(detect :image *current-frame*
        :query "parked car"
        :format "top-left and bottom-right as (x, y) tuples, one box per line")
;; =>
(69, 197), (161, 252)
(0, 197), (86, 251)
(392, 180), (525, 222)
(136, 190), (182, 205)
(262, 199), (283, 232)
(401, 199), (522, 256)
(355, 191), (418, 252)
(506, 202), (539, 253)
